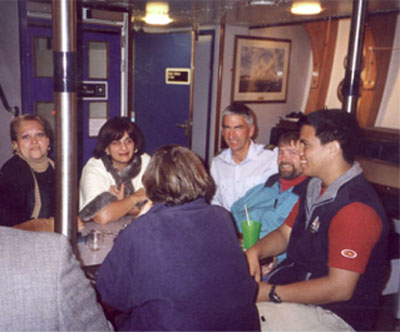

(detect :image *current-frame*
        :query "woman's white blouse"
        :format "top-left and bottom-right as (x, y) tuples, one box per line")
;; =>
(79, 153), (151, 210)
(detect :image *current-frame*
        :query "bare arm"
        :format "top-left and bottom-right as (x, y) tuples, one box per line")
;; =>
(257, 267), (360, 304)
(92, 187), (147, 225)
(245, 223), (291, 282)
(255, 203), (381, 305)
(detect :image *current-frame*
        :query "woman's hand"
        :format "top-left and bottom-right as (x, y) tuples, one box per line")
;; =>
(127, 188), (149, 217)
(77, 216), (85, 232)
(132, 187), (147, 202)
(110, 183), (125, 200)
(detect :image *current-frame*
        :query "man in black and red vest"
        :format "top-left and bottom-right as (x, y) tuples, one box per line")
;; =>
(246, 109), (388, 331)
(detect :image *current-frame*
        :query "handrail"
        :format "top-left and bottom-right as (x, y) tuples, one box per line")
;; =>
(0, 83), (19, 116)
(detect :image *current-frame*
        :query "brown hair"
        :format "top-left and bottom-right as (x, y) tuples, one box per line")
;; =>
(143, 144), (215, 206)
(278, 131), (299, 147)
(93, 117), (144, 159)
(10, 114), (53, 150)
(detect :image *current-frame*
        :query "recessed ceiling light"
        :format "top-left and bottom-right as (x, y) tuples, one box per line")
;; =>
(290, 1), (322, 15)
(144, 2), (172, 25)
(249, 0), (276, 5)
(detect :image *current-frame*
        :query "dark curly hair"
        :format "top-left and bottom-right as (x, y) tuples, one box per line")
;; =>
(93, 117), (145, 159)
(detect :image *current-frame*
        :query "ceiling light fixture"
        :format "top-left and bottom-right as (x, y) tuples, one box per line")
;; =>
(290, 1), (322, 15)
(249, 0), (276, 5)
(144, 2), (172, 25)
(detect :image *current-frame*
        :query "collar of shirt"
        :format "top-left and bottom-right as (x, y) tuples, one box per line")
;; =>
(222, 140), (262, 166)
(279, 175), (308, 192)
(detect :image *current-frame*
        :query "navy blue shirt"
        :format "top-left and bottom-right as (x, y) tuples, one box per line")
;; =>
(96, 198), (260, 331)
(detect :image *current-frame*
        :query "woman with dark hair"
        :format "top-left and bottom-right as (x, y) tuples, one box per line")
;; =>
(0, 114), (55, 228)
(96, 145), (260, 331)
(79, 117), (150, 225)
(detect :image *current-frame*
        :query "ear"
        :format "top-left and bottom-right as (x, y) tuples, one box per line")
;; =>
(327, 140), (341, 159)
(249, 124), (255, 138)
(105, 147), (110, 155)
(12, 142), (18, 153)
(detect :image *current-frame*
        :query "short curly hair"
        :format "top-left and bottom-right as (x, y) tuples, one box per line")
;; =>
(143, 145), (215, 206)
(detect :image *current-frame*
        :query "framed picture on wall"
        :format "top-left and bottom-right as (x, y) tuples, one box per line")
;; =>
(232, 36), (291, 103)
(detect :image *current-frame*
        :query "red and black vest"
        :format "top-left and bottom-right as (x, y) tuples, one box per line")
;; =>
(268, 173), (389, 331)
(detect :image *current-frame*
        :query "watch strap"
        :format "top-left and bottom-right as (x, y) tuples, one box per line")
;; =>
(269, 284), (282, 303)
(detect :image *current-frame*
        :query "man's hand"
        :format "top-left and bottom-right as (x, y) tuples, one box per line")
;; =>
(255, 267), (361, 305)
(245, 247), (262, 282)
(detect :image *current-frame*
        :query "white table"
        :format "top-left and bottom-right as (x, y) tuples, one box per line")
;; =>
(76, 216), (133, 266)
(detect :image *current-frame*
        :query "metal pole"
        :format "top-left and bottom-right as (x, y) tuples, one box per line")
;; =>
(341, 0), (368, 115)
(121, 12), (129, 115)
(52, 0), (78, 243)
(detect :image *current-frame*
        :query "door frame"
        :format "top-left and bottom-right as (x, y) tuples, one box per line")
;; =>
(19, 1), (129, 116)
(192, 29), (215, 165)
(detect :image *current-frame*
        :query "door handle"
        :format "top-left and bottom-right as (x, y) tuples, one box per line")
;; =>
(176, 120), (189, 136)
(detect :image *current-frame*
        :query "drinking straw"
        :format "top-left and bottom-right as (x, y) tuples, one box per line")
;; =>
(244, 204), (251, 226)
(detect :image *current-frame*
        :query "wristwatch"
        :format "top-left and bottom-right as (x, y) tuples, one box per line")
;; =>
(269, 284), (281, 303)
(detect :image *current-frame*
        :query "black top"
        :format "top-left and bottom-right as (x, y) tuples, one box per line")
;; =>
(0, 155), (55, 226)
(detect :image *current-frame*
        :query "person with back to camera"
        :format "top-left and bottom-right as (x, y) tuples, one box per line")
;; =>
(96, 144), (260, 331)
(79, 117), (151, 225)
(0, 114), (55, 229)
(210, 102), (278, 211)
(0, 226), (112, 331)
(246, 109), (388, 331)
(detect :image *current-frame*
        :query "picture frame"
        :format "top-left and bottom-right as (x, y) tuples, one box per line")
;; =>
(232, 36), (291, 103)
